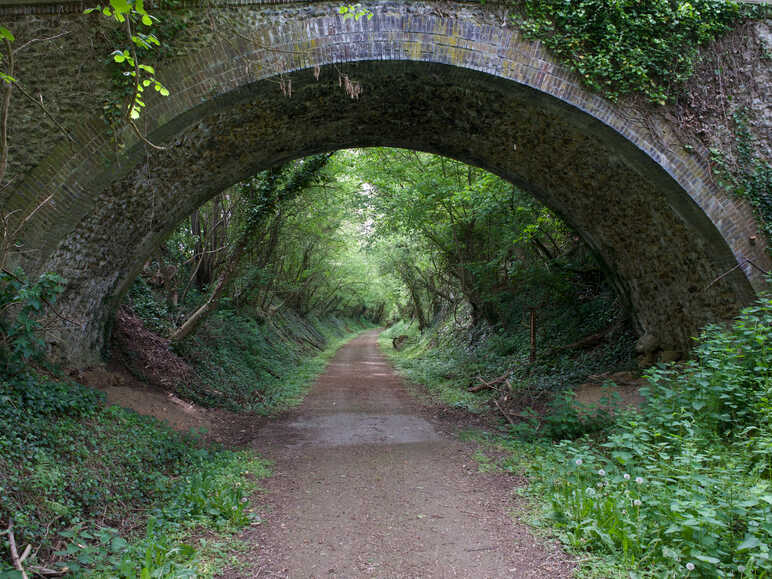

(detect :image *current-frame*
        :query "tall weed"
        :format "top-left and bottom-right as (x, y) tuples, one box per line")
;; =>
(506, 295), (771, 577)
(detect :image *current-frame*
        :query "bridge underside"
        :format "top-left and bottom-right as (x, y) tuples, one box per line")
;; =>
(33, 61), (753, 363)
(3, 2), (765, 365)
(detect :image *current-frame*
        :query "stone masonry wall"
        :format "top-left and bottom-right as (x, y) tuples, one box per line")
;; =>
(0, 1), (768, 365)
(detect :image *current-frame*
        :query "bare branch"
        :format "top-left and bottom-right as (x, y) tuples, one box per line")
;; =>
(127, 118), (166, 150)
(14, 30), (72, 54)
(10, 192), (54, 240)
(0, 38), (14, 185)
(10, 80), (75, 143)
(7, 520), (30, 579)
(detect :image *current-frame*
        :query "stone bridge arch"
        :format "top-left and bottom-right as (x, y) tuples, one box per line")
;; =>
(3, 1), (767, 365)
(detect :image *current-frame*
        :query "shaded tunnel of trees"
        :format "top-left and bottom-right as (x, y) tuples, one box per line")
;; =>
(130, 148), (631, 369)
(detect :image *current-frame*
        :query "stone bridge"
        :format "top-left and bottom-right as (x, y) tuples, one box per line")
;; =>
(1, 0), (769, 365)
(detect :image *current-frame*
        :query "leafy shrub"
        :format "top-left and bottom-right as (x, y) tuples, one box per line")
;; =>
(641, 295), (771, 442)
(513, 387), (621, 442)
(0, 372), (270, 575)
(506, 295), (772, 577)
(0, 269), (63, 375)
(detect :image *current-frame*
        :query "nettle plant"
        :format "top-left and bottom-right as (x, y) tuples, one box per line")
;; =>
(523, 295), (772, 576)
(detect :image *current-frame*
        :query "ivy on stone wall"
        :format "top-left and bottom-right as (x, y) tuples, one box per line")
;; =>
(509, 0), (758, 104)
(493, 0), (770, 243)
(710, 109), (772, 241)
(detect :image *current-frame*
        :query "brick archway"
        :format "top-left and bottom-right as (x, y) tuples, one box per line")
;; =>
(4, 2), (765, 364)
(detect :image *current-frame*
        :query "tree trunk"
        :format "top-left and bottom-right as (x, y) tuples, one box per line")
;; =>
(170, 154), (332, 342)
(169, 249), (240, 343)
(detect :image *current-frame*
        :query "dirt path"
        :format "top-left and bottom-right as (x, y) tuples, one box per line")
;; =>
(225, 330), (573, 578)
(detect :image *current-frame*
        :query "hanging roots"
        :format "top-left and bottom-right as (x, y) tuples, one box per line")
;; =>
(339, 73), (362, 100)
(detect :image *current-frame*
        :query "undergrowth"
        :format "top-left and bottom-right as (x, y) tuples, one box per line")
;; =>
(1, 266), (367, 575)
(380, 285), (634, 413)
(0, 267), (274, 576)
(0, 373), (270, 577)
(474, 295), (772, 578)
(174, 308), (371, 413)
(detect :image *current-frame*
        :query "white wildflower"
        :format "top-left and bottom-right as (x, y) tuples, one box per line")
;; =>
(623, 473), (630, 480)
(635, 476), (644, 484)
(686, 562), (695, 571)
(598, 469), (606, 476)
(575, 458), (583, 466)
(633, 499), (642, 506)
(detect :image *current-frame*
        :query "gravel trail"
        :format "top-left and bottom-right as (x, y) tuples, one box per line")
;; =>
(224, 330), (574, 578)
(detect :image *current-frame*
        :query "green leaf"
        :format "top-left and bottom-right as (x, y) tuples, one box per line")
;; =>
(693, 554), (720, 565)
(110, 536), (128, 552)
(0, 27), (15, 43)
(109, 0), (130, 14)
(737, 536), (762, 552)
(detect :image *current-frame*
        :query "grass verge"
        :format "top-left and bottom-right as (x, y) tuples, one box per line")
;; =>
(175, 310), (372, 413)
(378, 321), (489, 411)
